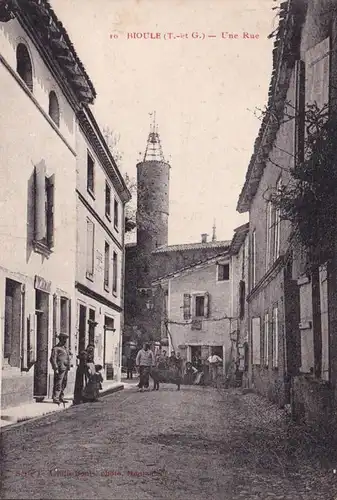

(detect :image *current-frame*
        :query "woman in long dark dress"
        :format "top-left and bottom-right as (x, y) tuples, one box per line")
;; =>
(73, 350), (88, 405)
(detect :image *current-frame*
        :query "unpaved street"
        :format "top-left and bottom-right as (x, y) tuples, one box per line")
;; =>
(1, 385), (337, 500)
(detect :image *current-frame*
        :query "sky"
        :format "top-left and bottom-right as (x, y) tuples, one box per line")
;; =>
(52, 0), (279, 244)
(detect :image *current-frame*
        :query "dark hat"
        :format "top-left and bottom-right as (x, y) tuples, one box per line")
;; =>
(58, 333), (69, 338)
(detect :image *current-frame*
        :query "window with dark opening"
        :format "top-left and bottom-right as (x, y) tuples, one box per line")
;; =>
(48, 91), (60, 127)
(16, 43), (33, 92)
(112, 251), (118, 294)
(195, 296), (205, 317)
(218, 263), (229, 281)
(87, 152), (95, 195)
(105, 182), (111, 219)
(104, 241), (110, 290)
(88, 308), (96, 345)
(114, 198), (119, 229)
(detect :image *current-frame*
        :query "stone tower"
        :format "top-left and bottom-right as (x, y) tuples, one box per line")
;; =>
(137, 113), (170, 288)
(134, 113), (170, 340)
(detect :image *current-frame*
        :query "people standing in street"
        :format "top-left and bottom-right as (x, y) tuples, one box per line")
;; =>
(86, 343), (95, 363)
(50, 333), (71, 404)
(82, 364), (104, 402)
(136, 343), (155, 392)
(73, 349), (88, 405)
(126, 355), (135, 379)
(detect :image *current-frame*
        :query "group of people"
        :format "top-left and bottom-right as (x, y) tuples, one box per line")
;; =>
(49, 333), (103, 405)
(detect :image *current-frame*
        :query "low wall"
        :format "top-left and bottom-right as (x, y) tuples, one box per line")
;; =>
(291, 375), (336, 429)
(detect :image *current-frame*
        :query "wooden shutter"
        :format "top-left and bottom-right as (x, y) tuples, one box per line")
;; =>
(46, 174), (55, 248)
(294, 60), (305, 165)
(86, 219), (95, 277)
(27, 313), (37, 366)
(272, 307), (279, 368)
(305, 37), (330, 115)
(183, 293), (191, 319)
(34, 160), (46, 241)
(68, 299), (72, 353)
(251, 317), (261, 365)
(204, 292), (210, 318)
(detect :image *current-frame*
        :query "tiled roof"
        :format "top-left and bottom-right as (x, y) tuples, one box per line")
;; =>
(12, 0), (96, 104)
(237, 0), (296, 213)
(152, 240), (231, 254)
(230, 223), (249, 255)
(152, 250), (230, 284)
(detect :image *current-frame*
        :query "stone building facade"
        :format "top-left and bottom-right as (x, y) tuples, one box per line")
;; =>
(237, 0), (337, 428)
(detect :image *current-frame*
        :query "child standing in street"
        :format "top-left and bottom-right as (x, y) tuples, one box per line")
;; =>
(82, 364), (104, 402)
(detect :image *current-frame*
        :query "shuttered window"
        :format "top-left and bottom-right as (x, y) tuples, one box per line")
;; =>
(183, 293), (191, 320)
(272, 307), (279, 368)
(251, 317), (261, 366)
(34, 161), (54, 253)
(86, 218), (95, 279)
(104, 241), (110, 290)
(263, 313), (269, 367)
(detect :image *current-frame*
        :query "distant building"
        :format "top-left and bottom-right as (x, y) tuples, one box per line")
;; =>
(152, 243), (232, 369)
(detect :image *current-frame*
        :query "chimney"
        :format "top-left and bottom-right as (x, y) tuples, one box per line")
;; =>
(201, 233), (208, 243)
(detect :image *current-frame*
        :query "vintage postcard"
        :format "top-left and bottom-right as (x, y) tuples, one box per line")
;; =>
(1, 0), (337, 499)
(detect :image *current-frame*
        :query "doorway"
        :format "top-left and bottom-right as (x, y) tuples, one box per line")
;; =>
(104, 316), (116, 380)
(4, 279), (22, 368)
(34, 289), (49, 400)
(78, 304), (87, 353)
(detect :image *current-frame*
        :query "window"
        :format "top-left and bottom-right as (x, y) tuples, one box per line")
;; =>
(266, 201), (273, 270)
(217, 263), (229, 281)
(273, 179), (282, 260)
(263, 313), (269, 367)
(251, 316), (261, 365)
(104, 242), (110, 290)
(48, 91), (60, 127)
(16, 43), (33, 92)
(195, 296), (205, 317)
(114, 198), (119, 229)
(272, 306), (279, 368)
(239, 280), (245, 320)
(88, 308), (96, 345)
(112, 251), (118, 294)
(251, 230), (256, 288)
(87, 152), (95, 195)
(105, 182), (111, 219)
(34, 162), (54, 255)
(295, 59), (305, 166)
(86, 218), (95, 279)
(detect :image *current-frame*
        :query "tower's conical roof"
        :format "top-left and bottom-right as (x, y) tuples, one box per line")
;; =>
(143, 111), (166, 162)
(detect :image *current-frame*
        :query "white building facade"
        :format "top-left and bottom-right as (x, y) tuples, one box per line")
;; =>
(75, 108), (130, 383)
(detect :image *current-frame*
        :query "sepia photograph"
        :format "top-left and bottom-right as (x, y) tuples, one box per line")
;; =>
(1, 0), (337, 498)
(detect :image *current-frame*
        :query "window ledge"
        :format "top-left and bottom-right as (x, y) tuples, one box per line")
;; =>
(33, 240), (53, 258)
(86, 272), (94, 282)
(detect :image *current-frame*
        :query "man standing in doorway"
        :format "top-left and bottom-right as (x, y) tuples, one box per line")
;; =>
(50, 333), (71, 404)
(136, 343), (155, 392)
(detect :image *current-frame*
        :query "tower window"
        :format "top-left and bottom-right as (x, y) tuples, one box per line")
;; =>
(16, 43), (33, 92)
(48, 91), (60, 127)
